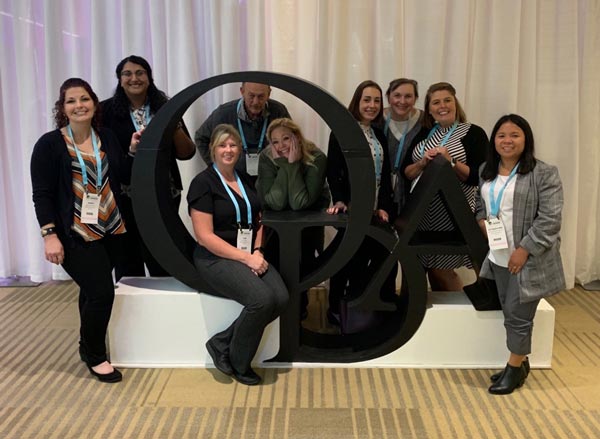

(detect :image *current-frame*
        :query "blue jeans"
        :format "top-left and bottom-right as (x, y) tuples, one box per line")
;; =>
(193, 250), (289, 373)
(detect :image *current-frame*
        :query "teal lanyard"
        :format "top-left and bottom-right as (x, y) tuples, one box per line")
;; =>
(384, 112), (410, 171)
(418, 121), (458, 156)
(364, 126), (382, 183)
(236, 98), (268, 154)
(67, 125), (101, 192)
(212, 164), (253, 227)
(489, 164), (519, 217)
(130, 104), (152, 131)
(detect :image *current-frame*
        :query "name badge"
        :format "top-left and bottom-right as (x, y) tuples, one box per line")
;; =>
(485, 217), (509, 250)
(237, 228), (252, 253)
(246, 153), (259, 176)
(81, 193), (101, 224)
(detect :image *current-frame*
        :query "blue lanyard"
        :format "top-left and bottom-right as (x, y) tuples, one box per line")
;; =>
(236, 98), (268, 154)
(212, 164), (253, 227)
(129, 104), (152, 131)
(418, 121), (458, 156)
(67, 125), (101, 192)
(384, 112), (410, 171)
(489, 164), (519, 217)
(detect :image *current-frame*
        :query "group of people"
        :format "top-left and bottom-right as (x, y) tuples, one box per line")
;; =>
(31, 56), (565, 394)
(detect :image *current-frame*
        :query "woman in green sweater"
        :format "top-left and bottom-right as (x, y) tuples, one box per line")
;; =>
(257, 118), (330, 318)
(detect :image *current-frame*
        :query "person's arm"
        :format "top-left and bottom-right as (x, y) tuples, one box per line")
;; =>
(190, 209), (267, 273)
(518, 165), (564, 256)
(287, 151), (327, 211)
(173, 121), (196, 160)
(474, 167), (488, 237)
(375, 129), (392, 219)
(30, 133), (65, 265)
(257, 150), (289, 211)
(463, 124), (489, 186)
(194, 114), (216, 166)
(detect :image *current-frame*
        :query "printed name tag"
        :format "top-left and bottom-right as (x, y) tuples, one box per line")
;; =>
(246, 153), (259, 176)
(81, 193), (101, 224)
(237, 228), (252, 253)
(485, 217), (509, 250)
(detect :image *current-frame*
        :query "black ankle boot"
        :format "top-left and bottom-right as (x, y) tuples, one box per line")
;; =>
(488, 363), (527, 395)
(490, 357), (530, 382)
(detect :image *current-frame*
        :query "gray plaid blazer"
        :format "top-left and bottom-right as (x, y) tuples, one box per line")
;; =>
(476, 160), (566, 302)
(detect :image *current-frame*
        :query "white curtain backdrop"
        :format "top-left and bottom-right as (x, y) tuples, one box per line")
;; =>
(1, 0), (598, 285)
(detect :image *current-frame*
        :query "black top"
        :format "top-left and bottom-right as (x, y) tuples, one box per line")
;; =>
(187, 166), (262, 258)
(30, 128), (130, 244)
(100, 97), (194, 191)
(326, 125), (393, 214)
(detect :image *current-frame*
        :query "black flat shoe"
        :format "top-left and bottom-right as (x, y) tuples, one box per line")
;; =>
(488, 363), (526, 395)
(232, 367), (261, 386)
(87, 365), (122, 383)
(491, 357), (530, 382)
(206, 340), (233, 376)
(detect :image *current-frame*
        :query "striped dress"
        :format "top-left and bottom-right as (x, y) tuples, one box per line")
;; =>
(64, 133), (126, 241)
(411, 122), (476, 270)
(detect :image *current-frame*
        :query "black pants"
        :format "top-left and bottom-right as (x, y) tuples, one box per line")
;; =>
(62, 234), (124, 366)
(114, 195), (175, 279)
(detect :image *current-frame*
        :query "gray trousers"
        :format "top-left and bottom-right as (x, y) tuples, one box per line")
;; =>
(194, 253), (289, 373)
(489, 262), (540, 355)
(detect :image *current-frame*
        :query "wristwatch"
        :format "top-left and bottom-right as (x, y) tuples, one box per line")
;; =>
(41, 227), (57, 237)
(450, 157), (457, 168)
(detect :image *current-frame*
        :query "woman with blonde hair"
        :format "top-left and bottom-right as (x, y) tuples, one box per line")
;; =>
(188, 124), (288, 385)
(257, 118), (330, 318)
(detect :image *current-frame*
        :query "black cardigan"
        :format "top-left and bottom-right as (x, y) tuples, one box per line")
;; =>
(30, 128), (131, 244)
(326, 125), (393, 214)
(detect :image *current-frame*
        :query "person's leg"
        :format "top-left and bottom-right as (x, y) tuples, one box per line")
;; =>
(114, 197), (145, 279)
(427, 268), (462, 292)
(62, 238), (117, 367)
(194, 257), (288, 374)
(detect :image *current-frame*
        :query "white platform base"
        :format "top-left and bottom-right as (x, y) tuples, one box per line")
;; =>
(108, 278), (554, 369)
(107, 277), (279, 368)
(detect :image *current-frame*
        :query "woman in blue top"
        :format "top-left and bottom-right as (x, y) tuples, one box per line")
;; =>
(187, 124), (288, 385)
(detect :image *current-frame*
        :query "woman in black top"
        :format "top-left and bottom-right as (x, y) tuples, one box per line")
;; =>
(326, 80), (394, 328)
(187, 124), (288, 385)
(101, 55), (195, 279)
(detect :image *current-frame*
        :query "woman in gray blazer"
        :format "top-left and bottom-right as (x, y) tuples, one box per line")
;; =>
(476, 114), (565, 395)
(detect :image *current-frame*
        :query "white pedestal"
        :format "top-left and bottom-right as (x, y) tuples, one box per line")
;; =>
(107, 277), (279, 368)
(108, 279), (554, 369)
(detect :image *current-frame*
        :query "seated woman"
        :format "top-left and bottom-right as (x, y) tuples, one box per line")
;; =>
(476, 114), (565, 395)
(256, 118), (330, 318)
(187, 124), (288, 386)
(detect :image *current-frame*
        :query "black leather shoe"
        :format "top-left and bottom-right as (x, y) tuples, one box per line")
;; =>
(206, 340), (233, 376)
(232, 367), (261, 386)
(488, 363), (526, 395)
(87, 364), (122, 383)
(491, 357), (530, 382)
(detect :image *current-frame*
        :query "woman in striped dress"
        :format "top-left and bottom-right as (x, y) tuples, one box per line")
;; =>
(31, 78), (133, 383)
(404, 82), (488, 291)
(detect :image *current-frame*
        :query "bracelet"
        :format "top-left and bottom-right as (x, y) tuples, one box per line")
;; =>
(253, 246), (264, 254)
(41, 227), (57, 238)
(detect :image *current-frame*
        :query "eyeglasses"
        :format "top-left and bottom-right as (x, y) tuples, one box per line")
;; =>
(120, 69), (147, 78)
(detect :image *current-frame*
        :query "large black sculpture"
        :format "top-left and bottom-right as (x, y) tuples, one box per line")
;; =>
(132, 71), (497, 364)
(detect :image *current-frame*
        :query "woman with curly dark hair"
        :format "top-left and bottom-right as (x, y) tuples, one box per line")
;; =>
(101, 55), (195, 279)
(31, 78), (134, 383)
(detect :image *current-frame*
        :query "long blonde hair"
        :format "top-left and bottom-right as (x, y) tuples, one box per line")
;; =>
(266, 118), (318, 166)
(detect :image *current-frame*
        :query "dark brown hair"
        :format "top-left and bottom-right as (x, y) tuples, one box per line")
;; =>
(53, 78), (101, 129)
(347, 80), (384, 125)
(422, 82), (467, 129)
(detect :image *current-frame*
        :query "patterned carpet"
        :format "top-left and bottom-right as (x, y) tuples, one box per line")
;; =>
(1, 282), (599, 438)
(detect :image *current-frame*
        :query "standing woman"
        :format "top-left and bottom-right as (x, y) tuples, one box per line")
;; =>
(102, 55), (196, 279)
(404, 82), (488, 291)
(257, 118), (330, 318)
(476, 114), (565, 394)
(188, 124), (288, 385)
(326, 80), (393, 325)
(31, 78), (133, 383)
(381, 78), (425, 215)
